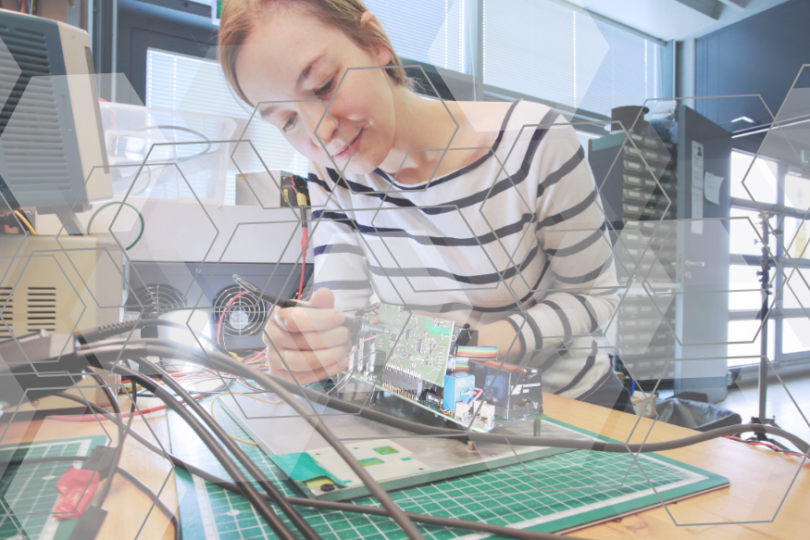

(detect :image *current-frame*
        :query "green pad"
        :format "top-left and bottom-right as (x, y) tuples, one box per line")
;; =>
(424, 318), (452, 335)
(269, 453), (347, 487)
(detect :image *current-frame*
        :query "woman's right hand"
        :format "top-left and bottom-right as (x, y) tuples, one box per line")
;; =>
(262, 288), (353, 385)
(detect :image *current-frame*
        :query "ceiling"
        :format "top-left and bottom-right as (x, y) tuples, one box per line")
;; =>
(573, 0), (791, 41)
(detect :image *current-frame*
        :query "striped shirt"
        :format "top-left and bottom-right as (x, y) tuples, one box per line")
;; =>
(307, 100), (619, 399)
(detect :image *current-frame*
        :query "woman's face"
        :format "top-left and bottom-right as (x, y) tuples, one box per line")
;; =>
(234, 8), (396, 174)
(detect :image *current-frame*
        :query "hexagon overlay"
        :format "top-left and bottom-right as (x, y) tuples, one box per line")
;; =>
(322, 65), (459, 193)
(0, 252), (87, 367)
(637, 354), (808, 526)
(0, 380), (176, 539)
(234, 100), (350, 206)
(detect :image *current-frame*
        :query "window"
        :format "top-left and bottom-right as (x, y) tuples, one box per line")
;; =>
(138, 0), (667, 203)
(785, 172), (810, 210)
(483, 0), (662, 116)
(364, 0), (466, 73)
(730, 151), (777, 203)
(728, 149), (810, 367)
(145, 48), (309, 204)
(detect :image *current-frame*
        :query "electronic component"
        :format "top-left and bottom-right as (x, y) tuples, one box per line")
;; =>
(347, 305), (545, 431)
(372, 304), (455, 387)
(470, 362), (542, 420)
(380, 365), (423, 399)
(424, 391), (442, 408)
(471, 401), (496, 422)
(470, 401), (496, 430)
(279, 173), (309, 207)
(442, 372), (476, 411)
(453, 401), (471, 420)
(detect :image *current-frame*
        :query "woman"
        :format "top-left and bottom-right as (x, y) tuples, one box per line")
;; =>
(218, 0), (631, 412)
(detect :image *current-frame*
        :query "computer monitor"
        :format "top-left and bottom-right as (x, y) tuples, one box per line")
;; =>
(0, 9), (112, 228)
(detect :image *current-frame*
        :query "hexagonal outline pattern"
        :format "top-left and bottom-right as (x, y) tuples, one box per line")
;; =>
(326, 113), (650, 442)
(508, 339), (664, 494)
(182, 187), (534, 433)
(346, 203), (541, 437)
(638, 216), (786, 347)
(354, 115), (646, 389)
(0, 36), (21, 111)
(231, 103), (631, 435)
(780, 261), (810, 332)
(262, 175), (519, 427)
(764, 204), (810, 330)
(181, 216), (343, 422)
(319, 64), (460, 194)
(365, 189), (509, 295)
(501, 118), (667, 295)
(199, 211), (469, 425)
(0, 384), (110, 519)
(0, 251), (87, 368)
(0, 378), (174, 525)
(233, 100), (347, 209)
(109, 141), (224, 307)
(0, 187), (30, 288)
(590, 125), (674, 226)
(172, 196), (377, 424)
(139, 176), (369, 424)
(472, 116), (669, 346)
(3, 65), (796, 536)
(47, 163), (140, 311)
(632, 353), (809, 526)
(741, 69), (810, 222)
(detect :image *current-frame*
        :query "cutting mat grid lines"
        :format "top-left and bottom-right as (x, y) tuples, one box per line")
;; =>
(170, 399), (728, 540)
(0, 437), (106, 540)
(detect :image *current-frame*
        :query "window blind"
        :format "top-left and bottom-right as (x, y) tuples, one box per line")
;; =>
(145, 48), (309, 203)
(483, 0), (661, 117)
(363, 0), (466, 73)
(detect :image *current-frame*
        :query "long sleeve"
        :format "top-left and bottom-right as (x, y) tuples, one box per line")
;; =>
(307, 161), (374, 310)
(506, 121), (619, 364)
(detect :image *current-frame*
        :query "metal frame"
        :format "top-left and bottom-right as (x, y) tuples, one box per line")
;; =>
(729, 149), (810, 373)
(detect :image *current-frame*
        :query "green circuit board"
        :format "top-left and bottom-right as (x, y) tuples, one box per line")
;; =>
(373, 304), (455, 387)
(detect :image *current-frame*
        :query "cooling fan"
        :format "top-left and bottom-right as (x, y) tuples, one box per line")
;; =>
(127, 284), (186, 316)
(213, 285), (269, 343)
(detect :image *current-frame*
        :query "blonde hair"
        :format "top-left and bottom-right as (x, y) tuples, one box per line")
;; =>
(218, 0), (409, 106)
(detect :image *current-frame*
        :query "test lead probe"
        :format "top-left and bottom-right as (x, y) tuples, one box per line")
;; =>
(231, 274), (386, 337)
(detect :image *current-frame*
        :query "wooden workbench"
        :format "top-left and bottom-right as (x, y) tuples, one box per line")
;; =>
(2, 393), (808, 539)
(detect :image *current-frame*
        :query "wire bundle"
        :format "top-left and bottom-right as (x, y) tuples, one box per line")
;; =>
(15, 319), (808, 540)
(452, 345), (498, 372)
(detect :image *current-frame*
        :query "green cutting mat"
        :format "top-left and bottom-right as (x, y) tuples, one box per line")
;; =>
(0, 435), (108, 540)
(169, 398), (729, 540)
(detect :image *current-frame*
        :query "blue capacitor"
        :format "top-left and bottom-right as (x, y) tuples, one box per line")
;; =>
(442, 372), (476, 411)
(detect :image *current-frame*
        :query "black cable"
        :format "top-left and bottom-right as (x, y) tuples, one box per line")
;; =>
(56, 387), (810, 540)
(84, 342), (427, 540)
(0, 456), (180, 540)
(89, 374), (135, 508)
(115, 466), (181, 540)
(165, 459), (594, 540)
(106, 367), (299, 540)
(0, 451), (587, 540)
(125, 360), (321, 540)
(75, 318), (229, 357)
(81, 340), (810, 455)
(74, 339), (810, 540)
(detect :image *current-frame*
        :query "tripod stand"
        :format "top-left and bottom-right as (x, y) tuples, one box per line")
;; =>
(747, 211), (791, 450)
